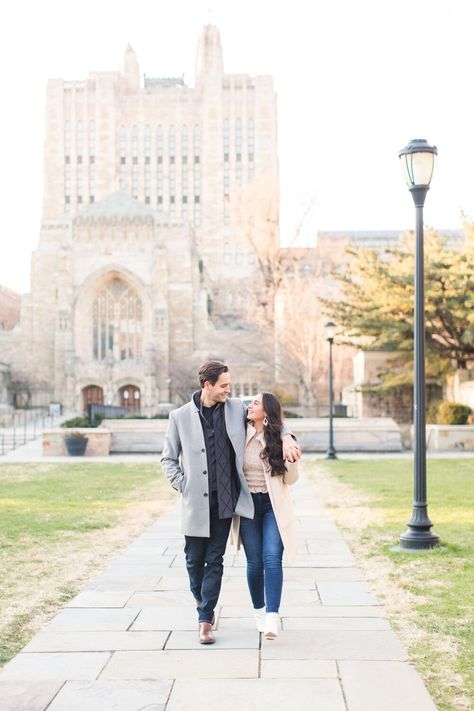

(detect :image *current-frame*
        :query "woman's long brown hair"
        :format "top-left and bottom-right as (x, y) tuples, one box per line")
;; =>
(260, 392), (287, 476)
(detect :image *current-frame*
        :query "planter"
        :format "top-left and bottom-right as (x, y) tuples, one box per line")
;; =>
(64, 436), (88, 456)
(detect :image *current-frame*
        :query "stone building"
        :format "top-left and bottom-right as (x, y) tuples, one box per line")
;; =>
(0, 25), (279, 413)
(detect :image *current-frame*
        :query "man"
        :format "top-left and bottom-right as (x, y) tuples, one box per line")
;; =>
(161, 360), (300, 644)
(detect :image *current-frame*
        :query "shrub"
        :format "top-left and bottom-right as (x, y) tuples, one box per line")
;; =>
(60, 416), (89, 428)
(436, 401), (472, 425)
(427, 400), (442, 424)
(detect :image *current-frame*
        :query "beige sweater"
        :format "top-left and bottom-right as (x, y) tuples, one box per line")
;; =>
(231, 424), (299, 563)
(243, 431), (267, 493)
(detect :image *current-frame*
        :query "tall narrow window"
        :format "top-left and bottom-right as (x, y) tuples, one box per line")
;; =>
(223, 118), (230, 224)
(119, 126), (127, 190)
(181, 125), (188, 217)
(131, 125), (139, 199)
(157, 125), (163, 210)
(64, 120), (71, 210)
(92, 279), (143, 361)
(88, 120), (95, 202)
(223, 242), (231, 265)
(77, 120), (83, 205)
(169, 125), (176, 215)
(144, 125), (151, 204)
(235, 118), (242, 186)
(194, 125), (201, 226)
(248, 118), (255, 178)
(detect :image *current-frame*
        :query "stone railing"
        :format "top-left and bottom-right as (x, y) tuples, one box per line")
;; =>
(424, 425), (474, 452)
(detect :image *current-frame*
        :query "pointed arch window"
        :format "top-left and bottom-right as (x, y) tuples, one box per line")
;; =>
(92, 278), (143, 361)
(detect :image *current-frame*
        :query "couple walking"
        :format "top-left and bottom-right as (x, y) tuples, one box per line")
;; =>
(161, 360), (301, 644)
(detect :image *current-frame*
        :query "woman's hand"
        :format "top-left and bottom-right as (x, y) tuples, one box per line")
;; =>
(282, 434), (302, 462)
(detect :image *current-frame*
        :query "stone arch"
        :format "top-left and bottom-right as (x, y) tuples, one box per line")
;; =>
(74, 266), (152, 363)
(82, 384), (104, 413)
(118, 383), (141, 411)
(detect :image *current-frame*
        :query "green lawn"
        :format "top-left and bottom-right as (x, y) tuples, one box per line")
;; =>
(0, 463), (176, 666)
(306, 458), (473, 711)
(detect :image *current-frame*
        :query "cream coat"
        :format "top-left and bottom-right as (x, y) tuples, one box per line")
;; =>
(231, 424), (299, 564)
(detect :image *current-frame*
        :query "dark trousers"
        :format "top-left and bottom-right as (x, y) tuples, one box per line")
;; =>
(184, 491), (232, 623)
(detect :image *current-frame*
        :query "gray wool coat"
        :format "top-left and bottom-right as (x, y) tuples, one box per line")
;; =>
(160, 394), (293, 538)
(160, 395), (254, 537)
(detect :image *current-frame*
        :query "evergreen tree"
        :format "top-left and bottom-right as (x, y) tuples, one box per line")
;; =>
(321, 225), (474, 388)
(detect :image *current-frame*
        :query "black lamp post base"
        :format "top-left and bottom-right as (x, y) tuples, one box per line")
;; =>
(326, 448), (337, 460)
(399, 528), (440, 550)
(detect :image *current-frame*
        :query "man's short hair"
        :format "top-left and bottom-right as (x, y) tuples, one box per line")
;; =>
(198, 360), (229, 387)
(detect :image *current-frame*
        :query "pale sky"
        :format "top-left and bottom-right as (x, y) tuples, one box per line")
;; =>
(1, 0), (473, 292)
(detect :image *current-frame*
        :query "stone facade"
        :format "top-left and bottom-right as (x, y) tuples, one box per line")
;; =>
(0, 25), (279, 413)
(0, 286), (20, 331)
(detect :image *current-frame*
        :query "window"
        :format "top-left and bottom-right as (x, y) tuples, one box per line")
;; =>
(169, 125), (176, 214)
(193, 125), (201, 225)
(92, 278), (143, 361)
(157, 125), (163, 209)
(248, 118), (255, 178)
(119, 126), (127, 190)
(235, 118), (242, 184)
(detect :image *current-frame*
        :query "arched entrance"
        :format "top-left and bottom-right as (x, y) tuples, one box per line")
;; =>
(82, 385), (104, 413)
(119, 385), (141, 412)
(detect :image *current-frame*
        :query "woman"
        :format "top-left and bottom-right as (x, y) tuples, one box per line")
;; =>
(231, 392), (299, 639)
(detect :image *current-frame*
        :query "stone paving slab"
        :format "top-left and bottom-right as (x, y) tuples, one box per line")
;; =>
(85, 575), (163, 591)
(44, 608), (141, 632)
(0, 652), (110, 681)
(131, 607), (220, 631)
(306, 540), (353, 554)
(260, 630), (407, 661)
(125, 590), (198, 607)
(165, 629), (259, 650)
(66, 591), (133, 608)
(260, 660), (337, 678)
(282, 617), (391, 631)
(100, 650), (259, 679)
(318, 581), (380, 606)
(166, 678), (346, 711)
(339, 661), (438, 710)
(311, 568), (365, 581)
(47, 679), (172, 711)
(0, 681), (64, 711)
(22, 631), (169, 653)
(92, 564), (175, 577)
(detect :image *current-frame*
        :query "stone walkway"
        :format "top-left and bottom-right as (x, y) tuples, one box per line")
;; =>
(0, 467), (437, 711)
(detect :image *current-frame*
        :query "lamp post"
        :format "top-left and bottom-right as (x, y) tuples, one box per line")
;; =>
(398, 138), (440, 550)
(325, 321), (337, 460)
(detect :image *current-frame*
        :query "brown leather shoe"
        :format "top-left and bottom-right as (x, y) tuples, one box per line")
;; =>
(199, 622), (216, 644)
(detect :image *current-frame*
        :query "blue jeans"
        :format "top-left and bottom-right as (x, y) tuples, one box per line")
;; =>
(239, 492), (284, 613)
(184, 492), (231, 623)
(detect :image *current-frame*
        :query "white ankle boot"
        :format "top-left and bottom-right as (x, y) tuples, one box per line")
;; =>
(254, 606), (266, 632)
(264, 612), (280, 639)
